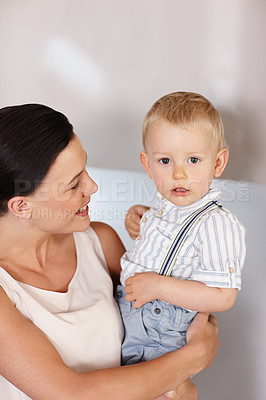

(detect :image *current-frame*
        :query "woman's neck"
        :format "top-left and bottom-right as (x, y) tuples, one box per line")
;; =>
(0, 213), (58, 270)
(0, 214), (76, 291)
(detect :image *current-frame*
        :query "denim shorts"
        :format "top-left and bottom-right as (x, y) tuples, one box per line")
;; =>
(116, 285), (197, 365)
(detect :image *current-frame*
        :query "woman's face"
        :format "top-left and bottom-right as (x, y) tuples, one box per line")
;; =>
(27, 134), (98, 234)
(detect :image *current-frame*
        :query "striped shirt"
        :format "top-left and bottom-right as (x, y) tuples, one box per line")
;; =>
(120, 188), (246, 289)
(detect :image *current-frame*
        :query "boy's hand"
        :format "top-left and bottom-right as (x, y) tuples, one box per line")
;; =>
(125, 205), (150, 239)
(124, 272), (161, 308)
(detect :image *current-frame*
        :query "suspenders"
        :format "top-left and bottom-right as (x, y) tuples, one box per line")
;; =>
(158, 201), (222, 276)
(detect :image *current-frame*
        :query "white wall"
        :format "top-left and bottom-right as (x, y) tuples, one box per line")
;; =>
(0, 0), (265, 183)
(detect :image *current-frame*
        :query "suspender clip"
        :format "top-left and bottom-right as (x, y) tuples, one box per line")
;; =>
(213, 201), (223, 209)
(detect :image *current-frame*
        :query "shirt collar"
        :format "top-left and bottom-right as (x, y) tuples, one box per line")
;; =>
(153, 188), (221, 222)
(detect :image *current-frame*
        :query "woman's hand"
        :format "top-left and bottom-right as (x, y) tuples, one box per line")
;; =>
(153, 313), (218, 399)
(186, 312), (220, 371)
(154, 379), (198, 400)
(125, 205), (150, 239)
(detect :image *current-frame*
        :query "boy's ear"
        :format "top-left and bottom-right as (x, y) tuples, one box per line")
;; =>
(7, 197), (32, 219)
(140, 151), (153, 179)
(214, 148), (229, 178)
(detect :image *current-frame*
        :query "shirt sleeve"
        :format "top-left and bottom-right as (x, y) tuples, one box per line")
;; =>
(191, 209), (246, 290)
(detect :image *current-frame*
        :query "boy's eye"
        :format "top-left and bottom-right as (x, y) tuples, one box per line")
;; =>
(188, 157), (200, 164)
(159, 158), (171, 165)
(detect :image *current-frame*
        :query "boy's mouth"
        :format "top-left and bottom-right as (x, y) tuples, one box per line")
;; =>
(171, 187), (189, 196)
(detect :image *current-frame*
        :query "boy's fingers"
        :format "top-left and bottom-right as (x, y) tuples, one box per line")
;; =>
(128, 220), (141, 229)
(129, 230), (140, 239)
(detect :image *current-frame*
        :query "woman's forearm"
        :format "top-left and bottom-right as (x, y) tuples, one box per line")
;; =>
(1, 286), (219, 400)
(58, 313), (219, 400)
(58, 344), (206, 400)
(2, 312), (196, 400)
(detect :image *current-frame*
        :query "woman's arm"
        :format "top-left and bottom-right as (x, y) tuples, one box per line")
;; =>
(0, 286), (219, 399)
(91, 221), (125, 288)
(154, 379), (198, 400)
(125, 272), (237, 312)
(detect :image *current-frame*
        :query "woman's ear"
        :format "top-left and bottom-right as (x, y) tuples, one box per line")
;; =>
(140, 151), (153, 179)
(214, 148), (229, 178)
(7, 197), (32, 219)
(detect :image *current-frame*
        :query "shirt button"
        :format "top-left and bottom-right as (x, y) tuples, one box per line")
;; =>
(154, 307), (161, 315)
(116, 290), (123, 299)
(158, 210), (163, 216)
(229, 267), (234, 274)
(142, 217), (147, 223)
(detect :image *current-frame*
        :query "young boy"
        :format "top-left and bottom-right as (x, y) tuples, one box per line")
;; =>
(116, 91), (246, 366)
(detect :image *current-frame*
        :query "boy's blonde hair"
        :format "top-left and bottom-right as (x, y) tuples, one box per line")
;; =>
(142, 91), (227, 151)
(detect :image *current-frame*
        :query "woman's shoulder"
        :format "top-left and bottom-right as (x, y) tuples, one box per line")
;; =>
(90, 222), (125, 285)
(90, 222), (125, 260)
(0, 284), (11, 305)
(0, 284), (24, 333)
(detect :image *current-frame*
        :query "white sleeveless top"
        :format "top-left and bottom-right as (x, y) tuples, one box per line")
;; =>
(0, 227), (123, 399)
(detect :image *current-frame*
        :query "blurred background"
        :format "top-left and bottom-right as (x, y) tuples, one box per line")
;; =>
(0, 0), (265, 183)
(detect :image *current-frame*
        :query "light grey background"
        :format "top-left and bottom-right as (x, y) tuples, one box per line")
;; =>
(0, 0), (265, 183)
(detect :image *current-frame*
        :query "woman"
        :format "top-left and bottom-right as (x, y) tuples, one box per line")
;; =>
(0, 104), (219, 399)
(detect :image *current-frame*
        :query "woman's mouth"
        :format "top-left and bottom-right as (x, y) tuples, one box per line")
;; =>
(75, 202), (89, 217)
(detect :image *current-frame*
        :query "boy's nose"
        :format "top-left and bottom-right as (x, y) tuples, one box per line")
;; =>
(172, 165), (187, 180)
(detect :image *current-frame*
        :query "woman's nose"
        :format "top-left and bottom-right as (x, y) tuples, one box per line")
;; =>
(83, 172), (98, 197)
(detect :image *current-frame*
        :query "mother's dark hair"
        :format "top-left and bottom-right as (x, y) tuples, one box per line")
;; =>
(0, 104), (74, 216)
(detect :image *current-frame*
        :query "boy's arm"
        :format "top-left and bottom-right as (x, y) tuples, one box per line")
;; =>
(124, 206), (244, 313)
(124, 272), (237, 312)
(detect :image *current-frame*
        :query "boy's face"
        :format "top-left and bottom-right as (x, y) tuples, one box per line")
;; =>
(140, 119), (228, 207)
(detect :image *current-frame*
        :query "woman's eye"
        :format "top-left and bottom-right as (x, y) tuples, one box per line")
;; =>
(71, 181), (80, 190)
(159, 158), (171, 165)
(188, 157), (200, 164)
